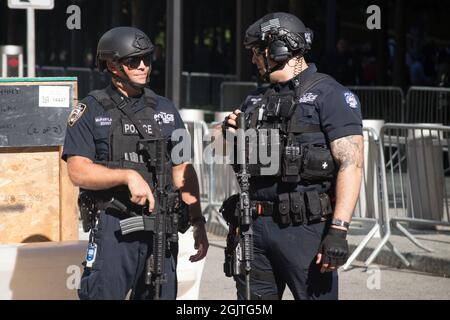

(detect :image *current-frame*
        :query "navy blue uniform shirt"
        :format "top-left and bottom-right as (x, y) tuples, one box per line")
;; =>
(62, 87), (187, 163)
(241, 63), (363, 200)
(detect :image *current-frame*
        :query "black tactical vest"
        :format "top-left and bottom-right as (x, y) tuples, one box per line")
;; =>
(242, 73), (336, 184)
(88, 86), (172, 190)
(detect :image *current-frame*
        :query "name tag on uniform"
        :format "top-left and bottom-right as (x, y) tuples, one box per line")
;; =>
(94, 116), (113, 127)
(121, 118), (153, 135)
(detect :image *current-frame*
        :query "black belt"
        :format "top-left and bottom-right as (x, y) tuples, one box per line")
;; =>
(252, 200), (276, 217)
(251, 192), (333, 223)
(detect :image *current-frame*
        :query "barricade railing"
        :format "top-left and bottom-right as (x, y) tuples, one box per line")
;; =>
(220, 81), (258, 112)
(343, 127), (411, 269)
(197, 121), (239, 229)
(346, 123), (450, 268)
(36, 66), (66, 77)
(181, 72), (237, 109)
(65, 67), (93, 99)
(348, 86), (405, 123)
(377, 124), (450, 256)
(405, 87), (450, 125)
(182, 120), (210, 203)
(181, 119), (237, 229)
(31, 67), (450, 125)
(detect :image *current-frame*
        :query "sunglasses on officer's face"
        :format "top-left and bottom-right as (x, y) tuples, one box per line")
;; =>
(121, 54), (152, 69)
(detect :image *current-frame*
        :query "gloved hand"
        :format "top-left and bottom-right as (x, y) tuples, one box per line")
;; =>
(316, 228), (349, 273)
(222, 109), (242, 137)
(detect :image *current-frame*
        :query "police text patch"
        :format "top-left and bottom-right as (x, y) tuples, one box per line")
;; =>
(154, 112), (175, 124)
(68, 103), (87, 126)
(299, 92), (318, 103)
(121, 118), (153, 135)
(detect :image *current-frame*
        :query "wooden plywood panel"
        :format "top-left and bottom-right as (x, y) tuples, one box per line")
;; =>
(59, 147), (79, 241)
(0, 147), (61, 243)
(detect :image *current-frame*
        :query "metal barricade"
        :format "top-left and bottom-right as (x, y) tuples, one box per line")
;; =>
(220, 81), (257, 112)
(181, 72), (237, 109)
(346, 123), (450, 268)
(343, 127), (399, 269)
(182, 120), (210, 203)
(66, 67), (93, 99)
(92, 69), (111, 90)
(37, 66), (66, 77)
(406, 87), (450, 125)
(379, 124), (450, 255)
(200, 122), (239, 229)
(348, 86), (405, 122)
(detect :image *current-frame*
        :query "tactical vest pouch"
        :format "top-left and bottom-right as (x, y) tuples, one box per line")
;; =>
(78, 190), (98, 232)
(246, 129), (282, 177)
(305, 191), (322, 222)
(300, 144), (335, 181)
(305, 191), (333, 223)
(220, 194), (240, 226)
(282, 141), (302, 183)
(289, 191), (306, 225)
(278, 193), (291, 225)
(265, 94), (296, 119)
(319, 193), (333, 217)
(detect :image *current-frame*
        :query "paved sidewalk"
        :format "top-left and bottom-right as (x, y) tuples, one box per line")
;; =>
(346, 221), (450, 277)
(206, 220), (450, 278)
(200, 230), (450, 300)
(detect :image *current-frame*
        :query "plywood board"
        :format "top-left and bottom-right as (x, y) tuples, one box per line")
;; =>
(0, 147), (62, 243)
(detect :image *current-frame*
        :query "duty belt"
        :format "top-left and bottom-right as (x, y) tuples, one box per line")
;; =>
(251, 191), (333, 225)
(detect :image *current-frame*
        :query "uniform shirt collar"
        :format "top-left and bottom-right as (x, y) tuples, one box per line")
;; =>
(272, 63), (317, 91)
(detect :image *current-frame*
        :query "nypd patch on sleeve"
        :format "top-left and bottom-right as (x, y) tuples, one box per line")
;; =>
(344, 92), (358, 109)
(68, 103), (87, 126)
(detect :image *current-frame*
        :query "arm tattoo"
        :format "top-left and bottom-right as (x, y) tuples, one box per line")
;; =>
(330, 135), (364, 172)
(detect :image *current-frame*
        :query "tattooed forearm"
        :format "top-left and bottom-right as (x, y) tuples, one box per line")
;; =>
(330, 135), (364, 172)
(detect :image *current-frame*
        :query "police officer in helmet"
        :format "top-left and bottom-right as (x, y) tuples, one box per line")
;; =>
(220, 12), (363, 300)
(62, 27), (209, 300)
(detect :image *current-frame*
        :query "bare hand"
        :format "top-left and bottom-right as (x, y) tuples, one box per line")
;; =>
(126, 170), (155, 212)
(189, 223), (209, 262)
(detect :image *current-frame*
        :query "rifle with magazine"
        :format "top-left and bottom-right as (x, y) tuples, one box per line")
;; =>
(221, 113), (254, 300)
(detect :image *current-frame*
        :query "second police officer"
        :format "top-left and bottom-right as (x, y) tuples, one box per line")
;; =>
(221, 12), (364, 300)
(62, 27), (209, 300)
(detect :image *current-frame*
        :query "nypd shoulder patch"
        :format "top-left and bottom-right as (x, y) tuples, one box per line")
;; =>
(68, 103), (87, 126)
(344, 92), (358, 109)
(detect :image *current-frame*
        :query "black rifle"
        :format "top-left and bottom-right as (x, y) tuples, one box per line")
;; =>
(235, 113), (254, 300)
(137, 136), (175, 300)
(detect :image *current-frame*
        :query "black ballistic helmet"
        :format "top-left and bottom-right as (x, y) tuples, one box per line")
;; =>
(244, 12), (313, 63)
(96, 26), (154, 72)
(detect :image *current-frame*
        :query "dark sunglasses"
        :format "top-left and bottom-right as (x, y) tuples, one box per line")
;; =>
(121, 54), (152, 69)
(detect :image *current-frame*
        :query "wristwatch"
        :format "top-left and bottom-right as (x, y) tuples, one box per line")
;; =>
(331, 219), (350, 229)
(191, 216), (206, 226)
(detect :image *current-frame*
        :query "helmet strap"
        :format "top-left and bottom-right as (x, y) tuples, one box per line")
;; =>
(108, 62), (148, 91)
(261, 53), (286, 83)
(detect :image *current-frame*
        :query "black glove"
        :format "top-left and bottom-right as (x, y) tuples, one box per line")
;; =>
(222, 115), (237, 139)
(318, 228), (349, 267)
